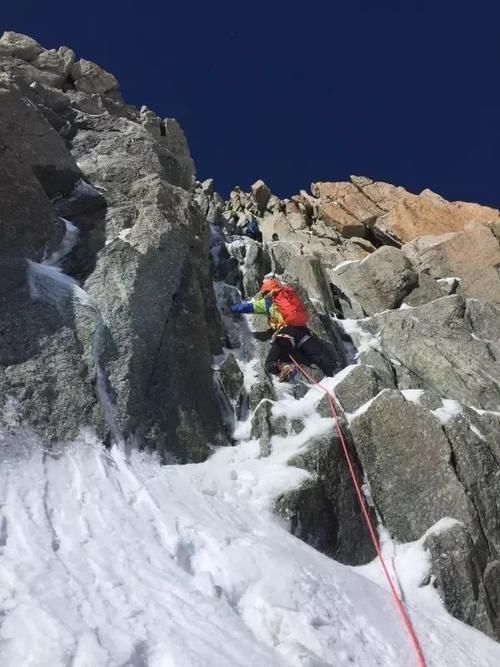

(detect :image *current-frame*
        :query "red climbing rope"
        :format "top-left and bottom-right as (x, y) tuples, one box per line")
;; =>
(289, 356), (427, 667)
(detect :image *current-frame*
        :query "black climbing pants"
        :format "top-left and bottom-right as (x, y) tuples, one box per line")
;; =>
(264, 326), (338, 377)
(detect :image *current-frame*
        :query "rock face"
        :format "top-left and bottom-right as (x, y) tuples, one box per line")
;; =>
(330, 246), (418, 316)
(0, 259), (101, 442)
(403, 223), (500, 304)
(0, 32), (223, 462)
(275, 429), (376, 565)
(350, 390), (477, 542)
(361, 295), (500, 410)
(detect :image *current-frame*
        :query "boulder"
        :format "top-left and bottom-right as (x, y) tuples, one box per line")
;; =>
(32, 46), (75, 79)
(0, 31), (43, 60)
(251, 179), (271, 213)
(333, 365), (385, 413)
(275, 430), (376, 565)
(403, 270), (449, 307)
(403, 223), (500, 304)
(361, 295), (500, 409)
(349, 389), (477, 542)
(70, 58), (119, 94)
(330, 246), (417, 316)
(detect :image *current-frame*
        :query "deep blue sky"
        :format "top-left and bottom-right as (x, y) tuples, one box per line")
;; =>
(3, 1), (500, 205)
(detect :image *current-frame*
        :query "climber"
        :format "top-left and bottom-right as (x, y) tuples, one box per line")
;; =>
(230, 276), (338, 381)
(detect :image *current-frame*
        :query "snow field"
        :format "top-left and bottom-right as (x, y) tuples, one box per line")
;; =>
(2, 388), (500, 666)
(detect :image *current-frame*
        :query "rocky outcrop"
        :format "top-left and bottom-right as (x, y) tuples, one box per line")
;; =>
(275, 428), (376, 565)
(71, 58), (119, 94)
(329, 246), (418, 316)
(403, 223), (500, 304)
(350, 390), (477, 542)
(223, 178), (500, 307)
(0, 32), (223, 461)
(0, 31), (44, 60)
(359, 295), (500, 410)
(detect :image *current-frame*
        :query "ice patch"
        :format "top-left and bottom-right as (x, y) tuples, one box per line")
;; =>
(332, 259), (359, 272)
(71, 177), (105, 197)
(437, 277), (461, 286)
(470, 424), (485, 441)
(28, 260), (91, 309)
(340, 318), (381, 356)
(346, 390), (385, 423)
(471, 407), (500, 417)
(44, 218), (79, 266)
(356, 518), (461, 602)
(432, 399), (463, 424)
(401, 389), (425, 405)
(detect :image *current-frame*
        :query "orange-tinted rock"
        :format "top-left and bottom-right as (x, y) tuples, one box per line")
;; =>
(309, 178), (500, 245)
(311, 181), (381, 237)
(359, 180), (500, 244)
(403, 223), (500, 304)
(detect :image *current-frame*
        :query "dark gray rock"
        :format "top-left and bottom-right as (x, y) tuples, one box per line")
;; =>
(403, 270), (448, 306)
(0, 258), (102, 442)
(358, 349), (396, 388)
(424, 523), (491, 635)
(442, 407), (500, 555)
(467, 299), (500, 361)
(251, 400), (275, 457)
(218, 353), (244, 402)
(0, 140), (64, 259)
(334, 365), (385, 413)
(349, 389), (477, 542)
(275, 431), (376, 565)
(85, 182), (226, 462)
(28, 81), (70, 111)
(0, 81), (82, 198)
(362, 295), (500, 410)
(0, 55), (66, 88)
(484, 561), (500, 638)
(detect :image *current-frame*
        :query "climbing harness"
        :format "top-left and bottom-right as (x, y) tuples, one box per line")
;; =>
(289, 355), (427, 667)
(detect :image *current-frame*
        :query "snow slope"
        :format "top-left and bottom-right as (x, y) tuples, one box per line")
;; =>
(1, 401), (500, 666)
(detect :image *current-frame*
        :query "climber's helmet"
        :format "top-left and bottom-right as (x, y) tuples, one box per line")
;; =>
(259, 277), (282, 296)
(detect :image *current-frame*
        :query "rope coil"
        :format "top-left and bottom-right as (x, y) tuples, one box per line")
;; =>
(289, 355), (427, 667)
